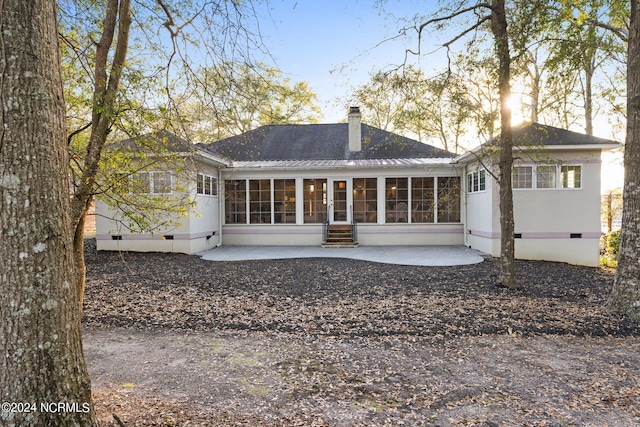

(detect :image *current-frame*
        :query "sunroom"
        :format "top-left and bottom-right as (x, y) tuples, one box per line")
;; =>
(218, 161), (464, 246)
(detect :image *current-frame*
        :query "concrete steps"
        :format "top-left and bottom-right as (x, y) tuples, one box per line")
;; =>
(322, 225), (358, 248)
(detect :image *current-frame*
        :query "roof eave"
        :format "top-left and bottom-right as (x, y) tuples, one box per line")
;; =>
(226, 158), (456, 171)
(531, 143), (620, 151)
(195, 149), (231, 167)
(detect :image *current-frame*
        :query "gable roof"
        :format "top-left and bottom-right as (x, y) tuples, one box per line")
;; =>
(205, 123), (455, 162)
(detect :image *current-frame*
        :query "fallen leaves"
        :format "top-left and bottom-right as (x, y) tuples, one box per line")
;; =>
(81, 239), (640, 426)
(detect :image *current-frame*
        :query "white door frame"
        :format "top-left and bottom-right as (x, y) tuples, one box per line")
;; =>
(328, 178), (352, 224)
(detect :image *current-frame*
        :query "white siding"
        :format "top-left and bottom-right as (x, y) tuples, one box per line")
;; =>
(464, 150), (603, 266)
(96, 160), (222, 254)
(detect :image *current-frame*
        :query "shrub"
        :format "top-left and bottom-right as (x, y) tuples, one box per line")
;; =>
(606, 229), (621, 255)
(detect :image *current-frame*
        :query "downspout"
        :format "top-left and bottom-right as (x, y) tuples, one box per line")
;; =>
(216, 166), (224, 247)
(459, 162), (470, 248)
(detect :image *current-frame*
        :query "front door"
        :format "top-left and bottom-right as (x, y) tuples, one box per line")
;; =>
(330, 179), (351, 223)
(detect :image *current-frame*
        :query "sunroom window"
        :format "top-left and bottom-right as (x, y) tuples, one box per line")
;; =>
(353, 178), (377, 223)
(437, 177), (461, 223)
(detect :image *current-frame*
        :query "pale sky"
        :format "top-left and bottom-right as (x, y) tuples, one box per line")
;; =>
(254, 0), (443, 123)
(253, 0), (624, 190)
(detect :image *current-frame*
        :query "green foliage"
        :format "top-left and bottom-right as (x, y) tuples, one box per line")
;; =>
(599, 229), (621, 268)
(58, 0), (271, 236)
(510, 0), (628, 132)
(179, 62), (322, 142)
(350, 59), (500, 153)
(95, 131), (198, 234)
(600, 254), (618, 268)
(607, 229), (621, 255)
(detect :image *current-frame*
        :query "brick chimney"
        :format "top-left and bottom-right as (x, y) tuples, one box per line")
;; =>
(348, 106), (362, 152)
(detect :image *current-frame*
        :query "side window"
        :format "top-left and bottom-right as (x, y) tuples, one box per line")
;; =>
(467, 169), (486, 193)
(151, 172), (172, 194)
(197, 174), (204, 194)
(478, 169), (486, 191)
(197, 173), (218, 196)
(536, 166), (557, 189)
(129, 171), (171, 194)
(561, 165), (582, 189)
(512, 166), (533, 189)
(303, 179), (327, 223)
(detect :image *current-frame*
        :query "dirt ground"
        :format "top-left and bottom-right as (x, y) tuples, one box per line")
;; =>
(82, 241), (640, 426)
(85, 328), (639, 426)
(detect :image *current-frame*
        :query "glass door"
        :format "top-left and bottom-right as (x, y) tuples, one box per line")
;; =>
(331, 179), (350, 223)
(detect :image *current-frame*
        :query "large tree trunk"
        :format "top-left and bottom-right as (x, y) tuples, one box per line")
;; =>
(0, 0), (99, 425)
(605, 0), (640, 321)
(490, 0), (518, 289)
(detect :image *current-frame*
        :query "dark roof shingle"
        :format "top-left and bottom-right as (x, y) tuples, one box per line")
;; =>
(205, 124), (455, 161)
(511, 123), (618, 146)
(118, 129), (193, 152)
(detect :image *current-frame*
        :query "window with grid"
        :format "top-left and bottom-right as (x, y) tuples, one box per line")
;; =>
(467, 169), (486, 193)
(274, 179), (296, 224)
(249, 179), (271, 223)
(197, 174), (204, 194)
(512, 166), (533, 189)
(437, 177), (461, 223)
(131, 172), (150, 193)
(303, 179), (327, 223)
(130, 171), (171, 194)
(385, 178), (409, 223)
(353, 178), (377, 223)
(411, 177), (434, 223)
(204, 176), (212, 195)
(561, 165), (581, 188)
(536, 165), (557, 189)
(197, 174), (218, 196)
(151, 172), (172, 194)
(224, 180), (246, 224)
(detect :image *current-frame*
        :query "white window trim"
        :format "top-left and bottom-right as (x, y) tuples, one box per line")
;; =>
(560, 165), (583, 189)
(151, 171), (173, 194)
(467, 169), (487, 193)
(132, 170), (173, 194)
(512, 164), (583, 190)
(535, 164), (558, 189)
(196, 173), (218, 196)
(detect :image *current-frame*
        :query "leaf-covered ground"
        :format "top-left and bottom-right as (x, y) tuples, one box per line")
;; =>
(82, 240), (640, 425)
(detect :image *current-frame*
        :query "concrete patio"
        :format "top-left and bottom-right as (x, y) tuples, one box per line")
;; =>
(199, 245), (485, 266)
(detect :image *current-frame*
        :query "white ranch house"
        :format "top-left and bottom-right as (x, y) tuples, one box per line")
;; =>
(96, 108), (618, 266)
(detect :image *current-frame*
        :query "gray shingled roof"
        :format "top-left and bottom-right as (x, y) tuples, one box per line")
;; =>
(511, 123), (618, 146)
(205, 123), (455, 161)
(115, 129), (196, 153)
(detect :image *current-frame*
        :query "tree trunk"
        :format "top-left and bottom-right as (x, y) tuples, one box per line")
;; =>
(490, 0), (518, 289)
(0, 0), (98, 425)
(584, 57), (595, 136)
(70, 0), (131, 305)
(605, 0), (640, 321)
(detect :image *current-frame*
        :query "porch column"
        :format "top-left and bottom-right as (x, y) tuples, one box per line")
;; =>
(377, 176), (386, 224)
(295, 177), (304, 224)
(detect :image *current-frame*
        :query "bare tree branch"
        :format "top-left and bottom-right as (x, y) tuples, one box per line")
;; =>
(403, 3), (492, 70)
